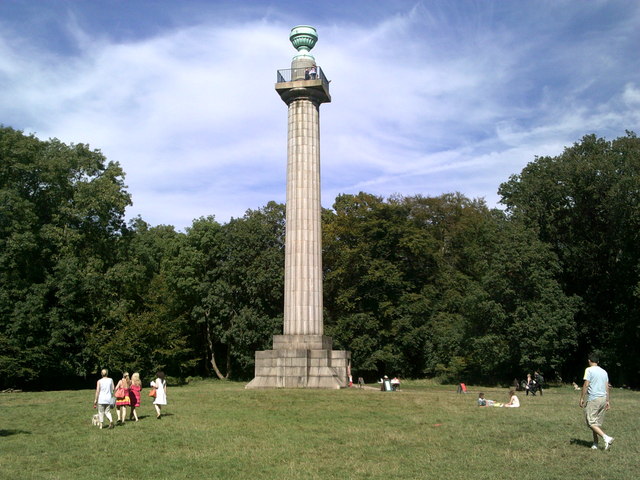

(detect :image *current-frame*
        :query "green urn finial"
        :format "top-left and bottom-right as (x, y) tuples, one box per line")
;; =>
(289, 25), (317, 61)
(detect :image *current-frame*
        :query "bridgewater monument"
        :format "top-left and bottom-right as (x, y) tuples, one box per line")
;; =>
(247, 26), (351, 389)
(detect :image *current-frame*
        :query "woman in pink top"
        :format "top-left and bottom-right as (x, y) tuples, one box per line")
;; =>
(129, 372), (142, 421)
(114, 372), (131, 424)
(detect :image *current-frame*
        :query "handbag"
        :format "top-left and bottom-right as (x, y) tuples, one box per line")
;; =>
(109, 396), (116, 409)
(149, 387), (157, 398)
(115, 387), (126, 399)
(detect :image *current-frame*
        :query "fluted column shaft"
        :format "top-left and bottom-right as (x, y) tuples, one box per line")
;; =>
(283, 97), (323, 335)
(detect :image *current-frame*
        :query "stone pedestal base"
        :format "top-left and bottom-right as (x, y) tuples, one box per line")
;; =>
(246, 335), (350, 389)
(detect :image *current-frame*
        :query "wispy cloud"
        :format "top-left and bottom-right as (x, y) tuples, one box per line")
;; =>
(1, 1), (638, 229)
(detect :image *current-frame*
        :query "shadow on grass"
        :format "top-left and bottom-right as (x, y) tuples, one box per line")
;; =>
(570, 438), (593, 448)
(0, 429), (31, 437)
(113, 413), (174, 423)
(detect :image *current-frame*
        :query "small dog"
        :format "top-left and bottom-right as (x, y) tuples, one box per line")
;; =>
(92, 414), (101, 426)
(572, 382), (581, 391)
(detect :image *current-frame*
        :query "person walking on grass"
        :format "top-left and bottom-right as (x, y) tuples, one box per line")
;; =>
(525, 373), (536, 396)
(93, 369), (114, 429)
(114, 372), (131, 425)
(129, 372), (142, 421)
(151, 371), (167, 419)
(580, 353), (615, 450)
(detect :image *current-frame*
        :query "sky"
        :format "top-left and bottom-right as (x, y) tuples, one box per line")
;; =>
(1, 0), (639, 230)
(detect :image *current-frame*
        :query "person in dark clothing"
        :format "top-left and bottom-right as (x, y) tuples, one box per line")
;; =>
(525, 373), (537, 396)
(534, 371), (544, 396)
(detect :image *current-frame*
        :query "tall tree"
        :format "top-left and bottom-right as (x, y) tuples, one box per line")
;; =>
(0, 127), (131, 387)
(323, 192), (577, 383)
(177, 203), (285, 380)
(84, 221), (196, 380)
(323, 193), (415, 376)
(499, 132), (640, 384)
(463, 212), (580, 382)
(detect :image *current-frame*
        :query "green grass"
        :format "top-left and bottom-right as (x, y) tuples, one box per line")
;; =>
(1, 381), (637, 479)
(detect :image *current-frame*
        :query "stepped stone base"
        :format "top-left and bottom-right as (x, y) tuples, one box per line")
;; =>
(246, 335), (350, 389)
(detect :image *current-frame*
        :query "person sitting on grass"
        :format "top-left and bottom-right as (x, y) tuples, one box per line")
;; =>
(503, 389), (520, 407)
(391, 377), (401, 391)
(477, 392), (496, 407)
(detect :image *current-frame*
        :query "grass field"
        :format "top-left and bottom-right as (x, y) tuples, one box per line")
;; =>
(0, 380), (637, 480)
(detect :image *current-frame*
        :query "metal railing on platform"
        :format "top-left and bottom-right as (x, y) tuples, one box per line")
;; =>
(277, 66), (329, 85)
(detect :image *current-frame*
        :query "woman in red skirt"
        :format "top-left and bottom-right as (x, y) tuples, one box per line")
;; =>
(129, 372), (142, 421)
(114, 372), (131, 425)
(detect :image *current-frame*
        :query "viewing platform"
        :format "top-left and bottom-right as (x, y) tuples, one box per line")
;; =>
(277, 66), (329, 85)
(275, 67), (331, 104)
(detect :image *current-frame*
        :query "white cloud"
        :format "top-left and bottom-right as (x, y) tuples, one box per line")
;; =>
(623, 83), (640, 106)
(1, 1), (639, 229)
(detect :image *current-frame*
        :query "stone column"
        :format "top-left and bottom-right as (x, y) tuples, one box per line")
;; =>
(246, 26), (350, 389)
(283, 96), (323, 336)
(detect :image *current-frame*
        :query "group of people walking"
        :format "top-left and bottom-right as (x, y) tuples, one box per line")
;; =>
(93, 368), (167, 429)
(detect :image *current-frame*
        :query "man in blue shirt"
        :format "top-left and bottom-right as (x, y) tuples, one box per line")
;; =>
(579, 353), (615, 450)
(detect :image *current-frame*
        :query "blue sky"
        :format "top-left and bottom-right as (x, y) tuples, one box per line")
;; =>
(2, 0), (639, 230)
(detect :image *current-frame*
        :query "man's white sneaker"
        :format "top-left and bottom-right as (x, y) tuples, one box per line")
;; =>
(604, 437), (614, 450)
(591, 443), (598, 450)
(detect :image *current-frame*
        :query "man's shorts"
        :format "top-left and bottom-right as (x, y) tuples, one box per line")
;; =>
(584, 396), (607, 427)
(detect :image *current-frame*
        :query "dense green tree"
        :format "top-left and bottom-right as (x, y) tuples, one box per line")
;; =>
(463, 213), (580, 382)
(323, 192), (578, 383)
(4, 124), (629, 388)
(323, 193), (415, 376)
(83, 221), (196, 380)
(177, 203), (285, 380)
(0, 127), (131, 387)
(499, 132), (640, 384)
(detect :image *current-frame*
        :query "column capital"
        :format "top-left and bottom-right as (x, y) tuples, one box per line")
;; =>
(276, 83), (331, 106)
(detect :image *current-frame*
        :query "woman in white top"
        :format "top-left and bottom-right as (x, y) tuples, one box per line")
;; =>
(93, 369), (115, 429)
(151, 371), (167, 419)
(504, 389), (520, 407)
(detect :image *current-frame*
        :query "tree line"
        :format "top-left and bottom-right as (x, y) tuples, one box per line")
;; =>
(1, 126), (638, 389)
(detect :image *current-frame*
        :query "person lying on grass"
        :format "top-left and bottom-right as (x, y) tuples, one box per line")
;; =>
(477, 392), (496, 407)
